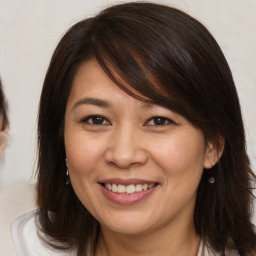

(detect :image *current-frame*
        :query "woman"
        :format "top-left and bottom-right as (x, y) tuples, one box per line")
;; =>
(0, 77), (9, 159)
(0, 79), (36, 255)
(12, 2), (256, 256)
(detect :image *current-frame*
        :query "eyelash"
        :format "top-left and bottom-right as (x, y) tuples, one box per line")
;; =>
(81, 115), (110, 125)
(145, 116), (176, 126)
(80, 115), (175, 126)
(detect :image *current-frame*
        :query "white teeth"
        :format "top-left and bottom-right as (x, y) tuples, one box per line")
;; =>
(112, 184), (118, 192)
(148, 184), (154, 189)
(142, 184), (148, 190)
(135, 184), (143, 192)
(126, 185), (136, 194)
(104, 183), (155, 194)
(117, 184), (126, 193)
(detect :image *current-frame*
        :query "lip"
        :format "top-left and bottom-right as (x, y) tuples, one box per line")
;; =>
(98, 178), (158, 205)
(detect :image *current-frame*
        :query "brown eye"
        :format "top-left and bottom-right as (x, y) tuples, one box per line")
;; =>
(146, 116), (174, 126)
(152, 117), (167, 125)
(82, 115), (109, 125)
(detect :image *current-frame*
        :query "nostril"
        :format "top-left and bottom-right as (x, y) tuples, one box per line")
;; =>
(106, 160), (140, 169)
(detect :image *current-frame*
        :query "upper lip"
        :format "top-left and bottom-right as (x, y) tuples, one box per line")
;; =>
(98, 178), (158, 186)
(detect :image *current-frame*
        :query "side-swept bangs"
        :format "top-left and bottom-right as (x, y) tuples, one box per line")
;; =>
(92, 3), (237, 145)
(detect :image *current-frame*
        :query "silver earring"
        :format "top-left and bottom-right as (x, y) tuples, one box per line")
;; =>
(207, 161), (216, 184)
(65, 158), (70, 185)
(208, 177), (215, 184)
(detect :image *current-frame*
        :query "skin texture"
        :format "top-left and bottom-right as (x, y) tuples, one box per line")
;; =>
(64, 59), (218, 256)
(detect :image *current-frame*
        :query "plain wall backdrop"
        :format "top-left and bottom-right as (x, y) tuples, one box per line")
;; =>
(0, 0), (256, 186)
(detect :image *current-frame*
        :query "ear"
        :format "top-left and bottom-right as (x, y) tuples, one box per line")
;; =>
(204, 139), (224, 169)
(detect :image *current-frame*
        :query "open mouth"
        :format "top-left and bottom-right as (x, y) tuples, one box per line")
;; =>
(101, 183), (158, 194)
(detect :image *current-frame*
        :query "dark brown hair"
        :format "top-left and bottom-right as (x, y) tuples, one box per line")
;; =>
(37, 2), (256, 255)
(0, 77), (8, 131)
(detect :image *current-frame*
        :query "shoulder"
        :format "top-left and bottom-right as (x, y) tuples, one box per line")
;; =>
(0, 182), (36, 255)
(11, 210), (76, 256)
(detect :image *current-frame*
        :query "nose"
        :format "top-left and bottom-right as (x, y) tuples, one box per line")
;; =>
(104, 125), (148, 169)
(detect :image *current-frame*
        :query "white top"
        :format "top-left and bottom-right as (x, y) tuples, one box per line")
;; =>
(11, 211), (239, 256)
(0, 182), (37, 256)
(11, 211), (74, 256)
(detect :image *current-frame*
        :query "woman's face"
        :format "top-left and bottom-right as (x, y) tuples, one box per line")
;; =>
(64, 59), (215, 236)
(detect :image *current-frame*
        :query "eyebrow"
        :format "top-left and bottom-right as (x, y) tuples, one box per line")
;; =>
(140, 102), (155, 109)
(72, 98), (112, 110)
(72, 97), (157, 111)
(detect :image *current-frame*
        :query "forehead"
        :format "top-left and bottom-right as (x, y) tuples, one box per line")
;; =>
(69, 59), (152, 104)
(70, 59), (127, 100)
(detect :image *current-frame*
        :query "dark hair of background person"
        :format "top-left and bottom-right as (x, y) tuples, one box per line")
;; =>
(0, 77), (8, 131)
(36, 2), (256, 255)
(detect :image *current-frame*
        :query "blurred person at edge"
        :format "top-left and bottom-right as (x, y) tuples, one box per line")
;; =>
(0, 77), (9, 161)
(11, 2), (256, 256)
(0, 77), (36, 255)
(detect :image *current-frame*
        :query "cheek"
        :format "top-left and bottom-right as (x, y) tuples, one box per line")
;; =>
(153, 136), (206, 213)
(65, 131), (107, 177)
(64, 132), (107, 212)
(153, 135), (206, 179)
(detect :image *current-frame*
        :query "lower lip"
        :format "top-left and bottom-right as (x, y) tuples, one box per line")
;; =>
(100, 185), (157, 205)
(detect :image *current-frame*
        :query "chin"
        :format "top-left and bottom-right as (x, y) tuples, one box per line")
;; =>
(100, 213), (156, 235)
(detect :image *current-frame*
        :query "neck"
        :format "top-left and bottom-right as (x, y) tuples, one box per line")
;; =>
(95, 219), (200, 256)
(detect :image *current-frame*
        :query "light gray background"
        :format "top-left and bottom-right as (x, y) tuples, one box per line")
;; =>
(0, 1), (256, 254)
(0, 0), (256, 186)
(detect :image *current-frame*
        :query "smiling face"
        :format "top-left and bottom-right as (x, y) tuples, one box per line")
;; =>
(64, 59), (215, 237)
